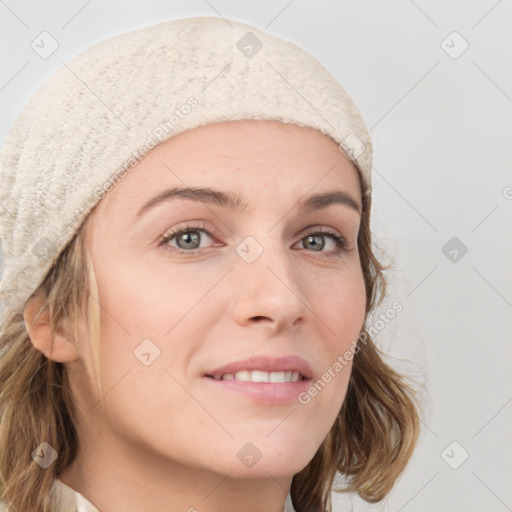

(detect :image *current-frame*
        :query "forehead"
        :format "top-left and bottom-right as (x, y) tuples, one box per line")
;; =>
(166, 120), (345, 163)
(89, 119), (362, 220)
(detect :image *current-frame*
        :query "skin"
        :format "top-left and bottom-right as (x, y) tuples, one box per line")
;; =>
(24, 120), (366, 512)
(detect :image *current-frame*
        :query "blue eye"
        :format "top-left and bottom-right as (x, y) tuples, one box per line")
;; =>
(158, 223), (349, 257)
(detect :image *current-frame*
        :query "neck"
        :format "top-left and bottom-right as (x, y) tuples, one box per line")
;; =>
(59, 431), (293, 512)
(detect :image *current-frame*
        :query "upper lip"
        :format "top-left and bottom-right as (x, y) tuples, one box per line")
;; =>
(204, 355), (313, 380)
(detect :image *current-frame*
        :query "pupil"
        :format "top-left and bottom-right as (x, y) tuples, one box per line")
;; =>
(180, 232), (199, 249)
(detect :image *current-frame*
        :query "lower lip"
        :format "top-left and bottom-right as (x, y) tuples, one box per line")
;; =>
(203, 376), (312, 404)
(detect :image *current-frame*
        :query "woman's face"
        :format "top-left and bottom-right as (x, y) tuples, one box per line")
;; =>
(73, 120), (366, 482)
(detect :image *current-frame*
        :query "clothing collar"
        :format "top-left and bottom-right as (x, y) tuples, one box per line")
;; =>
(52, 478), (297, 512)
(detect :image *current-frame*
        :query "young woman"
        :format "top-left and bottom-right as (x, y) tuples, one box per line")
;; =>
(0, 16), (421, 512)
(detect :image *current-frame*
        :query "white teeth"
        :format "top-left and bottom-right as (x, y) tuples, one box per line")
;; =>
(219, 370), (301, 383)
(270, 372), (286, 383)
(249, 370), (268, 382)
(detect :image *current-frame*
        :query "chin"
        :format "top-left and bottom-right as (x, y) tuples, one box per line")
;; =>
(224, 456), (313, 480)
(210, 432), (321, 479)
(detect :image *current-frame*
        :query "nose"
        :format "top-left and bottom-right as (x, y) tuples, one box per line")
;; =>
(231, 240), (310, 334)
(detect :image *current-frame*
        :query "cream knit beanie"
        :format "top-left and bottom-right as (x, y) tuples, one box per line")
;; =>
(0, 15), (372, 317)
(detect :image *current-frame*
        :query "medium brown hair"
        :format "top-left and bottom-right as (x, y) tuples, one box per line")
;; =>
(0, 173), (422, 512)
(291, 187), (423, 511)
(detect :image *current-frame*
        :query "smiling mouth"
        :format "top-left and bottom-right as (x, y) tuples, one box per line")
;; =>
(205, 370), (305, 383)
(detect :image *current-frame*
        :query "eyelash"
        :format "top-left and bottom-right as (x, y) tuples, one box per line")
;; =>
(158, 221), (349, 258)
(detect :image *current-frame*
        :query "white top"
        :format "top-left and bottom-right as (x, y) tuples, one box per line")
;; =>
(0, 478), (297, 511)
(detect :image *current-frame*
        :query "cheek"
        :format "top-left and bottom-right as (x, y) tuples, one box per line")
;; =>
(303, 267), (365, 416)
(312, 266), (367, 346)
(89, 256), (223, 395)
(93, 255), (201, 338)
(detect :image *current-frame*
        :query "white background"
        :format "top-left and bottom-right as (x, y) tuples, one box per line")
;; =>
(1, 1), (511, 511)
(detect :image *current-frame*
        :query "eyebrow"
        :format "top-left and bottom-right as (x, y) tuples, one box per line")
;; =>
(135, 186), (361, 218)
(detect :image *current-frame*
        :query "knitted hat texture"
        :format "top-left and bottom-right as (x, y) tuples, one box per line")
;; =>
(0, 16), (372, 316)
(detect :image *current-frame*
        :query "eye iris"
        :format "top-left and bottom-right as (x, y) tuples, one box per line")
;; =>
(177, 231), (200, 249)
(304, 234), (324, 251)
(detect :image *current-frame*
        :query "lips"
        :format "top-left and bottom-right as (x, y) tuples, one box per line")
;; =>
(203, 355), (314, 381)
